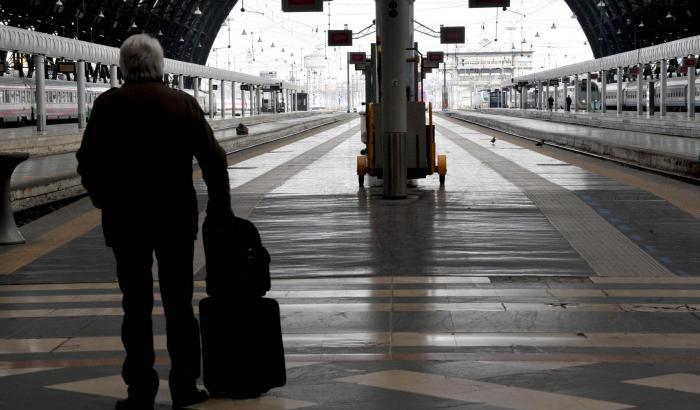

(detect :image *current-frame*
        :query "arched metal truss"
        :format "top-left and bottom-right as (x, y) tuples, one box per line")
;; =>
(0, 0), (238, 65)
(565, 0), (700, 57)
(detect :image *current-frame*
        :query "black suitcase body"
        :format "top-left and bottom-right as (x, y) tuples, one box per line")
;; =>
(199, 296), (286, 398)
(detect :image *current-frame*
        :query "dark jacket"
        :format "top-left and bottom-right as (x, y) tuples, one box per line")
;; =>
(76, 80), (230, 247)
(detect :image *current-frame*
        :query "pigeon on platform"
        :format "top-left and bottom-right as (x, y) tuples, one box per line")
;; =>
(535, 139), (544, 147)
(490, 136), (496, 144)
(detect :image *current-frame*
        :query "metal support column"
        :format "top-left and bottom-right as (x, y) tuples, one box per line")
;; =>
(601, 70), (607, 113)
(208, 79), (215, 119)
(110, 65), (119, 88)
(256, 86), (261, 115)
(194, 77), (200, 107)
(34, 55), (46, 132)
(586, 72), (592, 112)
(378, 0), (409, 199)
(637, 63), (644, 116)
(688, 60), (696, 119)
(77, 60), (86, 129)
(177, 74), (184, 90)
(616, 67), (623, 115)
(660, 60), (667, 117)
(346, 52), (351, 113)
(520, 87), (526, 110)
(241, 84), (246, 117)
(220, 79), (226, 119)
(249, 87), (254, 116)
(554, 84), (559, 111)
(574, 74), (580, 113)
(231, 81), (236, 117)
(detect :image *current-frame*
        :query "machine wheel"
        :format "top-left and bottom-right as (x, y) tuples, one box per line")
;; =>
(359, 174), (365, 187)
(439, 175), (445, 186)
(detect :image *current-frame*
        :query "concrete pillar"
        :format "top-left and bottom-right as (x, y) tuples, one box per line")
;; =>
(346, 52), (351, 113)
(601, 70), (607, 113)
(586, 72), (592, 112)
(520, 87), (526, 110)
(177, 74), (184, 90)
(34, 55), (46, 132)
(660, 60), (667, 117)
(574, 74), (580, 113)
(194, 77), (200, 107)
(256, 86), (261, 115)
(688, 59), (696, 119)
(554, 84), (559, 111)
(208, 79), (215, 119)
(110, 64), (119, 88)
(637, 63), (644, 116)
(77, 60), (86, 129)
(377, 0), (409, 199)
(220, 79), (226, 119)
(616, 67), (623, 115)
(231, 81), (236, 117)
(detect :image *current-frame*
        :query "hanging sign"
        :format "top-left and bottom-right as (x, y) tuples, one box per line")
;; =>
(281, 0), (323, 12)
(469, 0), (510, 7)
(440, 26), (465, 44)
(683, 57), (697, 67)
(549, 79), (559, 86)
(240, 84), (251, 91)
(57, 62), (76, 74)
(328, 30), (353, 46)
(589, 73), (599, 80)
(355, 63), (367, 71)
(349, 52), (366, 64)
(423, 52), (444, 68)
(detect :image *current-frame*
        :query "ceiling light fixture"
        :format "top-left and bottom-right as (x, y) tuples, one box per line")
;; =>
(194, 6), (202, 16)
(550, 23), (556, 29)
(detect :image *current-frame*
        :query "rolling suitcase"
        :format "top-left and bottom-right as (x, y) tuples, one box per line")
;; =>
(199, 212), (285, 399)
(199, 296), (286, 398)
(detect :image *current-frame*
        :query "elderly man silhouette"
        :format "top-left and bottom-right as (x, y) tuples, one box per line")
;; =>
(77, 34), (232, 409)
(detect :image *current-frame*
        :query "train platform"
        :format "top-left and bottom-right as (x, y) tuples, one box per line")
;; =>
(477, 108), (700, 139)
(6, 111), (350, 211)
(1, 116), (700, 409)
(444, 110), (700, 180)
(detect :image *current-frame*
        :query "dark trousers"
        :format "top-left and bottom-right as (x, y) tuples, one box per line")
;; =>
(113, 238), (200, 401)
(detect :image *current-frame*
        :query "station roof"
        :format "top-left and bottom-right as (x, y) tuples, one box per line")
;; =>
(1, 1), (699, 63)
(0, 0), (237, 65)
(565, 0), (700, 58)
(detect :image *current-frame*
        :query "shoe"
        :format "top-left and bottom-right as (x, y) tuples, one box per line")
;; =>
(115, 397), (155, 410)
(171, 389), (208, 409)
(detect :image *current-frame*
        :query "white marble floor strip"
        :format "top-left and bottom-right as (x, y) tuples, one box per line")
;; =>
(623, 373), (700, 394)
(5, 332), (700, 354)
(336, 370), (632, 410)
(47, 375), (315, 409)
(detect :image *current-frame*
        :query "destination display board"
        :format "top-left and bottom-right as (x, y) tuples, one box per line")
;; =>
(684, 57), (697, 67)
(240, 84), (251, 91)
(282, 0), (323, 12)
(423, 52), (444, 68)
(440, 26), (465, 44)
(469, 0), (510, 8)
(349, 52), (366, 64)
(328, 30), (353, 47)
(549, 79), (559, 86)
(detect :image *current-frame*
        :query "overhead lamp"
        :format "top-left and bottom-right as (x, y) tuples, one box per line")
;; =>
(666, 11), (673, 19)
(281, 48), (285, 52)
(571, 13), (576, 19)
(98, 9), (105, 18)
(194, 6), (203, 16)
(521, 38), (526, 44)
(179, 36), (185, 42)
(198, 42), (202, 47)
(617, 28), (622, 35)
(596, 1), (605, 7)
(626, 18), (631, 24)
(584, 41), (588, 45)
(639, 21), (645, 28)
(241, 29), (247, 35)
(550, 23), (556, 29)
(55, 0), (63, 6)
(130, 22), (137, 29)
(158, 30), (163, 36)
(535, 32), (540, 38)
(271, 42), (275, 48)
(290, 52), (294, 57)
(257, 37), (262, 42)
(222, 19), (227, 26)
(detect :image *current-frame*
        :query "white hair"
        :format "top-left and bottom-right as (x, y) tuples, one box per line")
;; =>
(119, 34), (164, 82)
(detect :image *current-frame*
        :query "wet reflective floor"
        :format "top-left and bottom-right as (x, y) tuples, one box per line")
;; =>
(1, 116), (700, 409)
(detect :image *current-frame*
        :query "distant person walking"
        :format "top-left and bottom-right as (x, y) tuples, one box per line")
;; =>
(547, 96), (554, 111)
(77, 34), (232, 410)
(566, 95), (572, 112)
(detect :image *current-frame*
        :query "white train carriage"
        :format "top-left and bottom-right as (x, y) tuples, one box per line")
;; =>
(0, 77), (108, 125)
(0, 77), (216, 126)
(603, 77), (700, 112)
